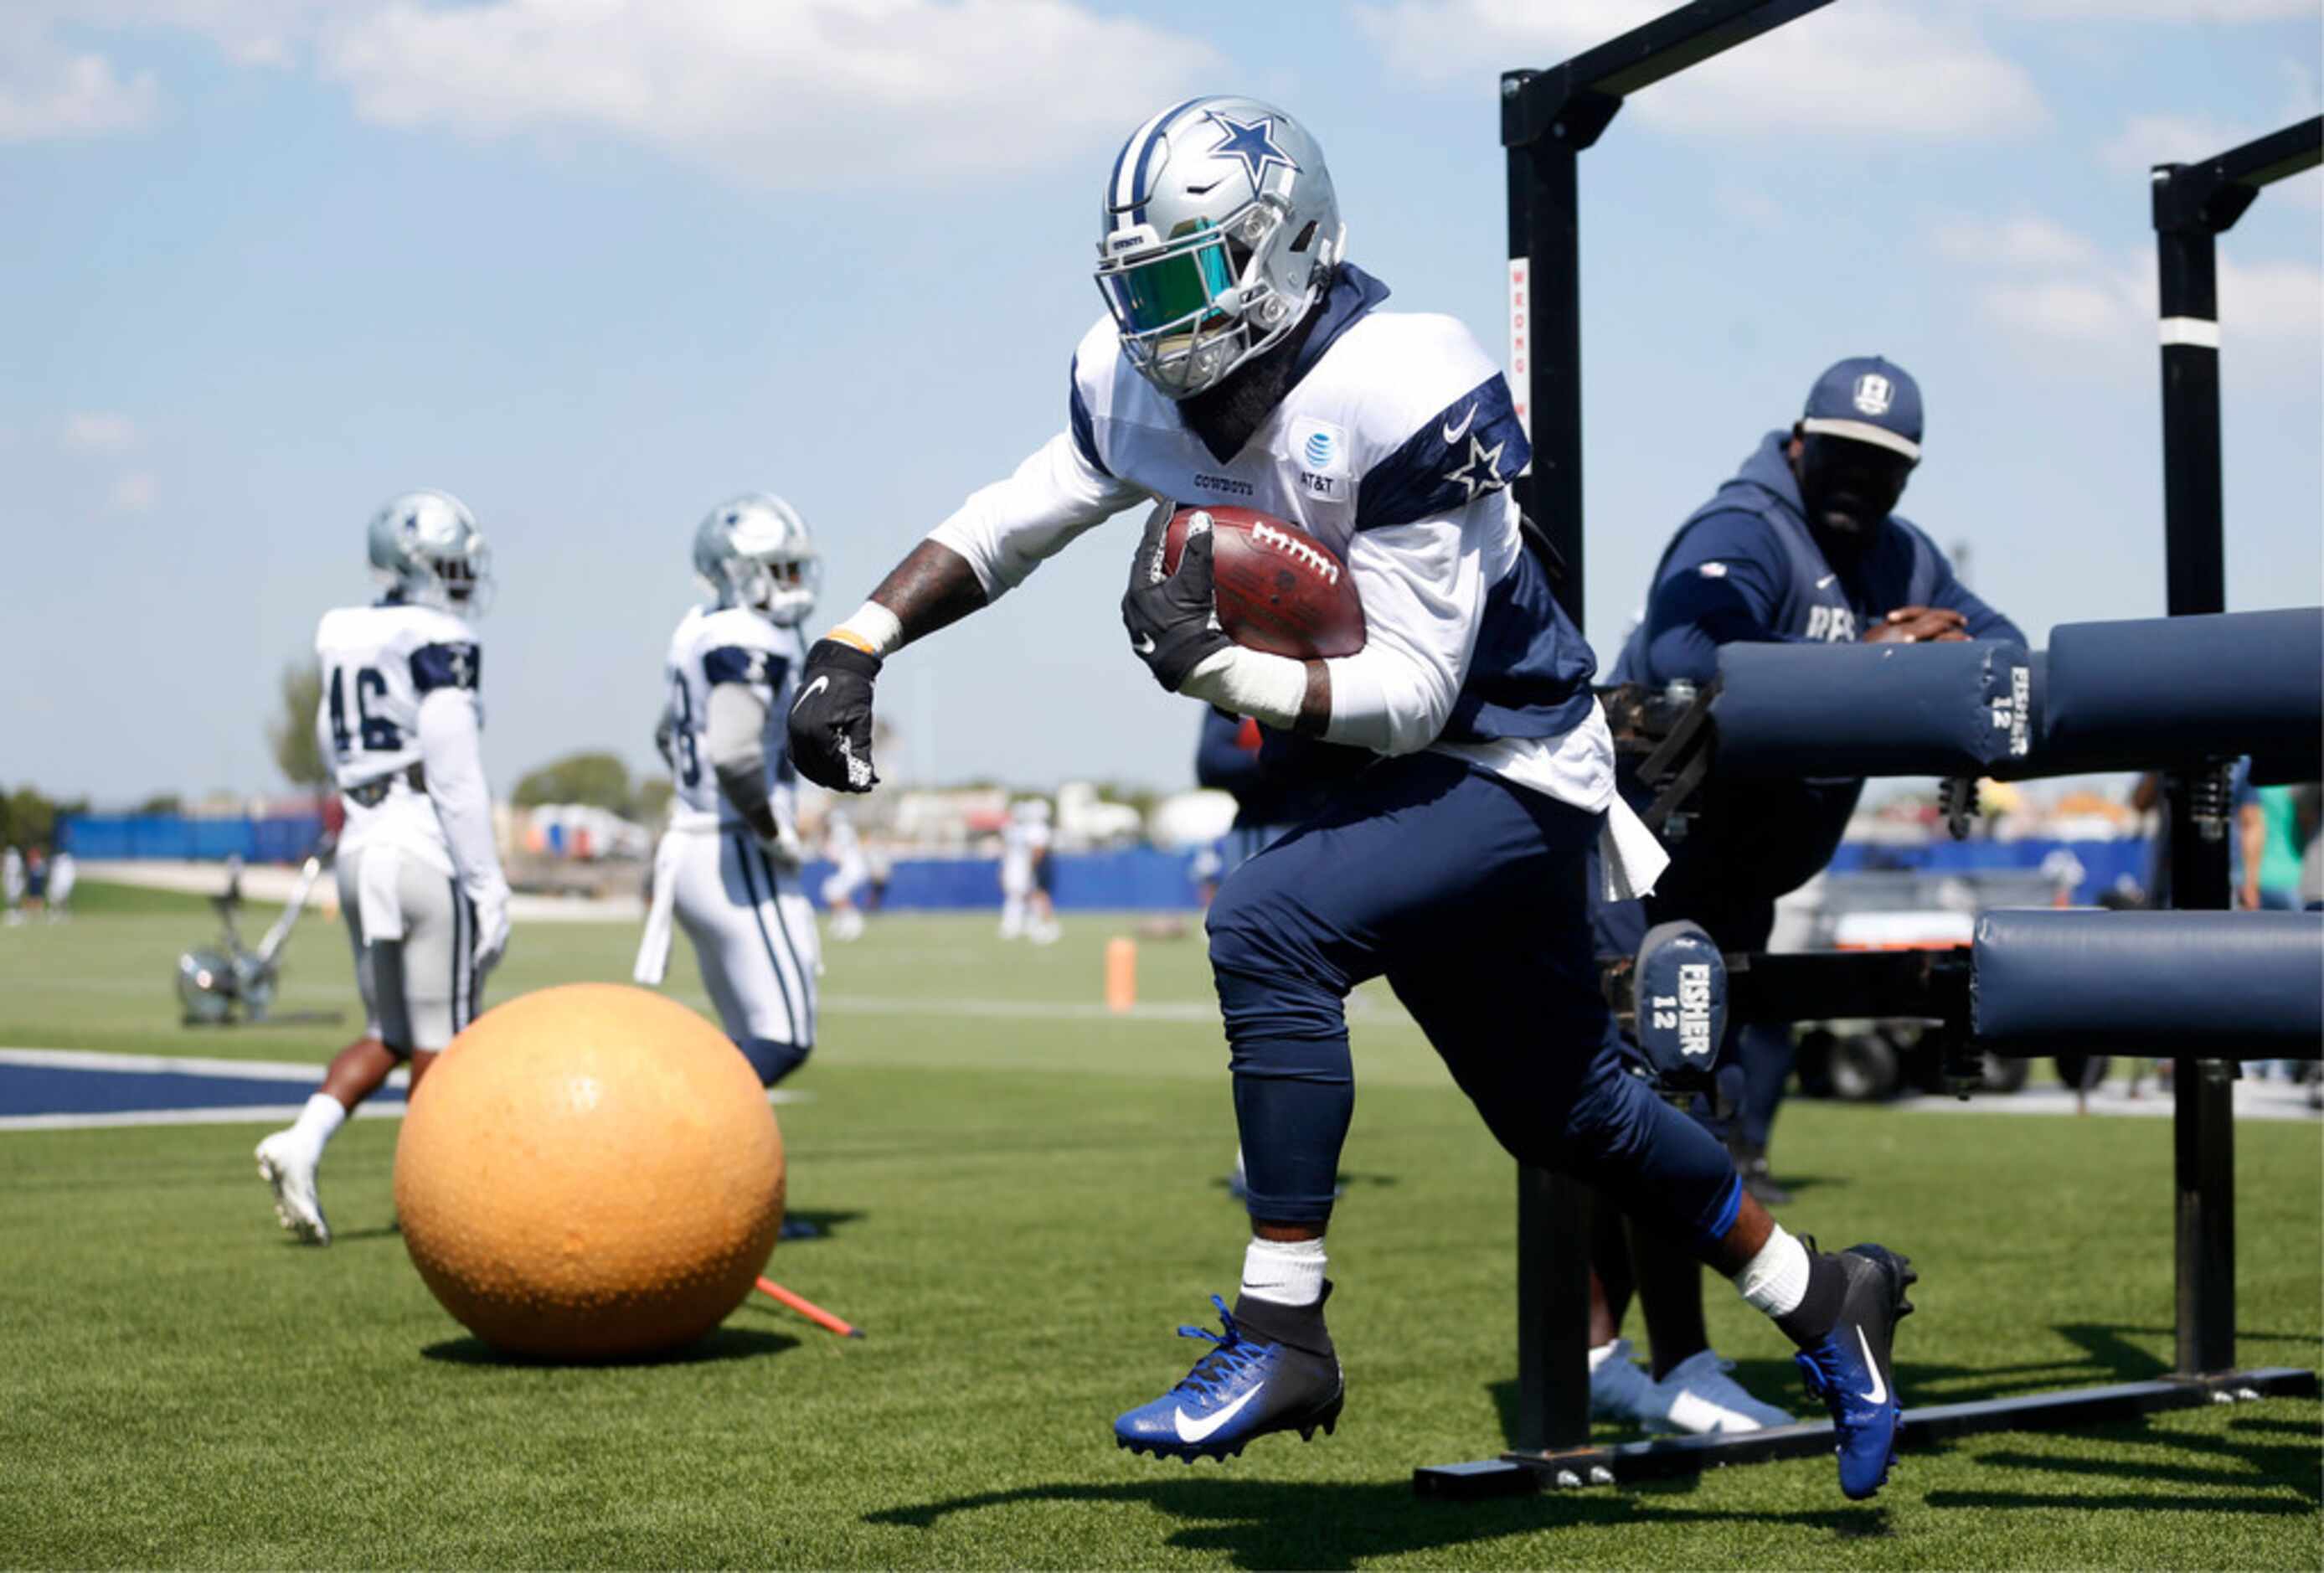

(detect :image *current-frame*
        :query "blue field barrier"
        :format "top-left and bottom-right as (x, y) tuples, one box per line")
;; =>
(61, 814), (325, 864)
(62, 814), (2148, 912)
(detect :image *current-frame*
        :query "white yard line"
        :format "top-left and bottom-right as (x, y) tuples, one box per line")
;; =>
(0, 1046), (332, 1080)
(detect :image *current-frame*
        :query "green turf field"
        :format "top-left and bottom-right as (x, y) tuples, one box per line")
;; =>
(0, 887), (2316, 1568)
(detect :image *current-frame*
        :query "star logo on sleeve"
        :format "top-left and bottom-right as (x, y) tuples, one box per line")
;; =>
(1205, 112), (1299, 192)
(447, 646), (473, 686)
(1442, 433), (1509, 502)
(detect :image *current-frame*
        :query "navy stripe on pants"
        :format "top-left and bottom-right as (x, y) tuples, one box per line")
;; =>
(1206, 753), (1741, 1246)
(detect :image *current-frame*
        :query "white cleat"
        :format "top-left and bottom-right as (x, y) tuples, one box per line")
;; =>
(254, 1132), (330, 1246)
(1589, 1338), (1668, 1428)
(1650, 1347), (1794, 1434)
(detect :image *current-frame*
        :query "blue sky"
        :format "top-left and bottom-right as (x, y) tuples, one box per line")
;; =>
(3, 0), (2318, 806)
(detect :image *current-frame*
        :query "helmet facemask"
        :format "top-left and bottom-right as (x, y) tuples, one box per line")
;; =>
(1099, 200), (1320, 399)
(718, 548), (821, 627)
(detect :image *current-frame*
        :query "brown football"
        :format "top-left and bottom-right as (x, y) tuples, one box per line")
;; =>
(1161, 503), (1366, 661)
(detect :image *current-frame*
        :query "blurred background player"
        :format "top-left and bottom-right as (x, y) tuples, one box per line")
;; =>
(997, 798), (1059, 944)
(791, 97), (1918, 1498)
(822, 808), (869, 942)
(2, 845), (23, 926)
(21, 848), (47, 918)
(44, 848), (74, 921)
(1587, 357), (2019, 1433)
(255, 490), (510, 1245)
(634, 494), (825, 1086)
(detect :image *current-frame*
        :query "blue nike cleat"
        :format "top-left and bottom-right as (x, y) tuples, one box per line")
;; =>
(1113, 1293), (1345, 1462)
(1794, 1243), (1916, 1500)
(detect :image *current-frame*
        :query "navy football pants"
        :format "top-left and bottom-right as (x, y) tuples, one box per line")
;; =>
(1206, 753), (1742, 1246)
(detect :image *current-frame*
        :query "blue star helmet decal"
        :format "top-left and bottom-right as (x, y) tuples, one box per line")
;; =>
(1205, 111), (1299, 193)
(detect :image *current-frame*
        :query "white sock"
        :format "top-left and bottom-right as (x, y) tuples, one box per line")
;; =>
(289, 1092), (347, 1155)
(1733, 1225), (1812, 1319)
(1588, 1338), (1624, 1369)
(1239, 1235), (1327, 1307)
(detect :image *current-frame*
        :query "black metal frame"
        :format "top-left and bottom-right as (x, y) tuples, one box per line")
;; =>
(1422, 3), (2320, 1498)
(2149, 114), (2321, 1377)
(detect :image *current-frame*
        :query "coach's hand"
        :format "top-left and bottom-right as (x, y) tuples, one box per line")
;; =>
(789, 638), (883, 792)
(1864, 606), (1970, 645)
(1123, 505), (1229, 693)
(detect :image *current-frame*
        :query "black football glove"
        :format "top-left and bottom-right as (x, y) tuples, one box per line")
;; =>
(787, 638), (883, 792)
(1122, 505), (1230, 693)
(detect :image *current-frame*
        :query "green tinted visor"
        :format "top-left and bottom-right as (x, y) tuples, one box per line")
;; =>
(1099, 232), (1235, 337)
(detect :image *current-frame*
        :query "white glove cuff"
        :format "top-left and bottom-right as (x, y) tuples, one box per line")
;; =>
(1179, 646), (1306, 732)
(832, 601), (904, 657)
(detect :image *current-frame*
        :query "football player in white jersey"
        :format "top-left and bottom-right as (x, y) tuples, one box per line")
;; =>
(633, 495), (824, 1086)
(789, 97), (1914, 1497)
(997, 799), (1059, 944)
(820, 808), (868, 942)
(255, 490), (511, 1245)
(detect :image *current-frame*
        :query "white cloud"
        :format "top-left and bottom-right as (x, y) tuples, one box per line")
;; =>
(62, 412), (138, 453)
(1959, 223), (2322, 368)
(3, 2), (1220, 183)
(1992, 0), (2316, 19)
(109, 472), (158, 513)
(1934, 214), (2099, 269)
(309, 0), (1219, 188)
(1352, 0), (2044, 139)
(0, 20), (160, 142)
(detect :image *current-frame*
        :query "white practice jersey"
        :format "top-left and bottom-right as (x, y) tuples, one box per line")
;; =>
(315, 601), (483, 873)
(999, 818), (1050, 887)
(927, 265), (1612, 812)
(662, 605), (806, 831)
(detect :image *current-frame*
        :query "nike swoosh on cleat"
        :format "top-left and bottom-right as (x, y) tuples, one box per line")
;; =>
(1174, 1382), (1265, 1443)
(1440, 405), (1476, 445)
(1855, 1325), (1887, 1405)
(791, 675), (830, 714)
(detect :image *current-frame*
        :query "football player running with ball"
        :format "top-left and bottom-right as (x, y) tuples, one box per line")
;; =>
(634, 496), (825, 1086)
(256, 491), (510, 1245)
(790, 97), (1914, 1499)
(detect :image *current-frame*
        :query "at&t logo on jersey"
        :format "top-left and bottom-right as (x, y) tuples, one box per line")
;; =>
(1290, 419), (1348, 499)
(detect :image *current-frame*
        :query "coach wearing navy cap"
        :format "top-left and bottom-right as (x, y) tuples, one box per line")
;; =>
(1583, 358), (2026, 1436)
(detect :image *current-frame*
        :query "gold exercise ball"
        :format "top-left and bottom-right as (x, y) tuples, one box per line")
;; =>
(394, 982), (785, 1359)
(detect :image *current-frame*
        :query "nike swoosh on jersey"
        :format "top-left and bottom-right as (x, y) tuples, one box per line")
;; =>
(1174, 1381), (1265, 1442)
(1440, 404), (1477, 445)
(1132, 633), (1157, 657)
(791, 675), (830, 714)
(1855, 1326), (1887, 1405)
(1816, 574), (1837, 590)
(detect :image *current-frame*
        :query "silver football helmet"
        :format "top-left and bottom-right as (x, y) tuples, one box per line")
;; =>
(367, 489), (492, 615)
(693, 493), (819, 626)
(1094, 95), (1345, 400)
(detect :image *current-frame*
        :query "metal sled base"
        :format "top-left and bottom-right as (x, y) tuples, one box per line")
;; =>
(1413, 1366), (2318, 1499)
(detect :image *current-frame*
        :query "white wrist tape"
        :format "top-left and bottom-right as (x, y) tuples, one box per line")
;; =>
(1180, 646), (1306, 732)
(832, 601), (904, 657)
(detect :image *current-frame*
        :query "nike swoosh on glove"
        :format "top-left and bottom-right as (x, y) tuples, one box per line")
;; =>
(1121, 505), (1230, 693)
(787, 639), (882, 793)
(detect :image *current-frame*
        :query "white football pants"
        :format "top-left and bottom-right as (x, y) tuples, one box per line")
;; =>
(640, 826), (821, 1048)
(335, 843), (477, 1052)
